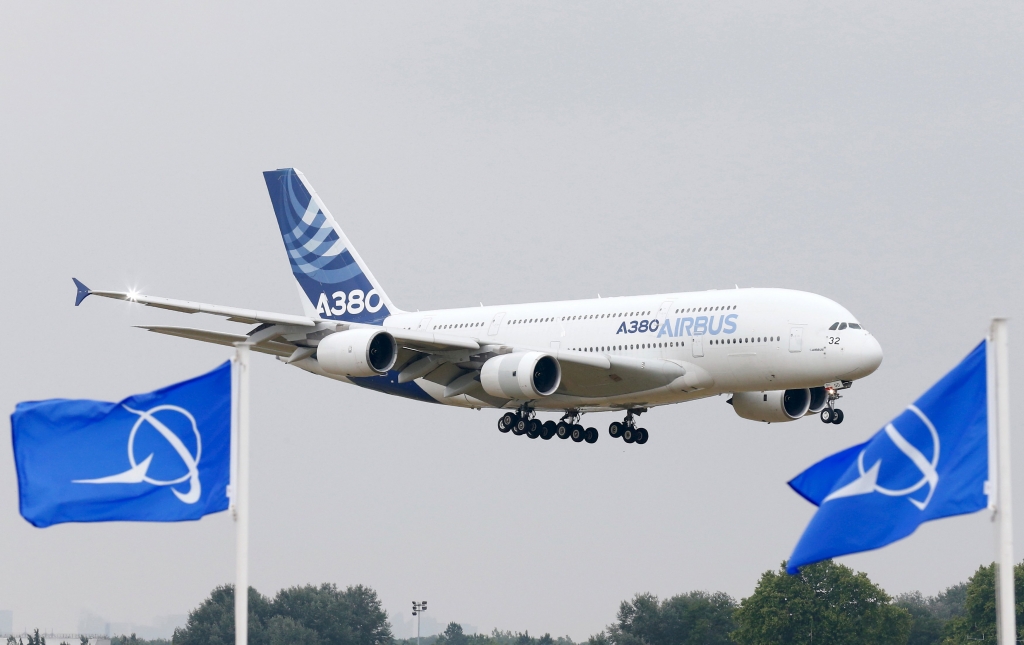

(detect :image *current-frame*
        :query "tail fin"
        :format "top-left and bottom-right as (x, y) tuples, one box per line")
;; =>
(263, 168), (398, 324)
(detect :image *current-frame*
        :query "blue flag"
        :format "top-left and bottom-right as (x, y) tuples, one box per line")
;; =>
(11, 362), (232, 527)
(787, 341), (988, 574)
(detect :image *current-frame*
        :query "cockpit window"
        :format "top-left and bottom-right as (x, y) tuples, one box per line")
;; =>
(838, 322), (848, 330)
(848, 323), (862, 329)
(829, 322), (839, 330)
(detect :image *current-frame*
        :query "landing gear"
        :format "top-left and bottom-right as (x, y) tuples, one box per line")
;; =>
(498, 408), (597, 445)
(820, 380), (851, 425)
(610, 409), (648, 446)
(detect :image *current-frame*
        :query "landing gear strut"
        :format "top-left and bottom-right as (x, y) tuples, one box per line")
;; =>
(820, 380), (852, 425)
(609, 409), (649, 445)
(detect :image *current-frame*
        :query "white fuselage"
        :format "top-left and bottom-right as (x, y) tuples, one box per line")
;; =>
(370, 287), (883, 411)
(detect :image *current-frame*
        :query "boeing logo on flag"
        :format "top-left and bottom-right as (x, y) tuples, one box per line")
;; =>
(11, 362), (232, 528)
(786, 341), (988, 575)
(73, 404), (203, 504)
(823, 404), (939, 510)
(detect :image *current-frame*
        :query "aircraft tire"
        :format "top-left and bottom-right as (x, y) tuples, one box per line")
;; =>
(635, 428), (649, 444)
(526, 419), (541, 438)
(556, 422), (572, 439)
(832, 409), (844, 425)
(820, 408), (834, 424)
(623, 428), (636, 444)
(541, 421), (556, 440)
(585, 427), (598, 444)
(498, 412), (516, 433)
(608, 422), (624, 438)
(512, 416), (528, 435)
(571, 425), (586, 443)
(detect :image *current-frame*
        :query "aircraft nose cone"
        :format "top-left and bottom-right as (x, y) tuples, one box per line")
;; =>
(862, 334), (884, 374)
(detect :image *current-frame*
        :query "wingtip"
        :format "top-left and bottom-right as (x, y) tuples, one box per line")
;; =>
(72, 277), (91, 306)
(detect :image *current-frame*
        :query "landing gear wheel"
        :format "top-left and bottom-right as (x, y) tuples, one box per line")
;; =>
(526, 419), (542, 438)
(635, 428), (649, 444)
(512, 416), (528, 435)
(623, 427), (636, 444)
(541, 421), (556, 440)
(832, 409), (844, 425)
(608, 422), (624, 439)
(556, 422), (572, 439)
(820, 408), (834, 424)
(571, 425), (586, 443)
(585, 427), (598, 444)
(498, 412), (516, 433)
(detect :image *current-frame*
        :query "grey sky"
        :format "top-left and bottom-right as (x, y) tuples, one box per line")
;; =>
(2, 1), (1023, 640)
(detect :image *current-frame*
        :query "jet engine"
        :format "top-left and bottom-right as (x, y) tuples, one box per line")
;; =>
(806, 386), (828, 415)
(731, 388), (811, 423)
(480, 352), (561, 399)
(316, 328), (398, 377)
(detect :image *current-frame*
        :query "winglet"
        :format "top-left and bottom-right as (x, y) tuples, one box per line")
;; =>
(72, 278), (91, 306)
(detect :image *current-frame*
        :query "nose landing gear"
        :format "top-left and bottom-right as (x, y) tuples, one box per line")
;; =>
(820, 380), (852, 425)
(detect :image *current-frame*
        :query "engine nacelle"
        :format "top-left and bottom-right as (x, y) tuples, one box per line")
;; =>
(480, 352), (561, 399)
(732, 389), (811, 423)
(316, 328), (397, 377)
(807, 386), (828, 414)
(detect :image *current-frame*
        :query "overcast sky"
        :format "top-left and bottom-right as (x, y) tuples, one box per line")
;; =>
(2, 1), (1023, 640)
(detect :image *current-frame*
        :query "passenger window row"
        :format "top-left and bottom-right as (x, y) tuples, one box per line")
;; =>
(562, 311), (652, 321)
(570, 341), (685, 352)
(674, 305), (738, 313)
(434, 322), (485, 330)
(710, 336), (778, 345)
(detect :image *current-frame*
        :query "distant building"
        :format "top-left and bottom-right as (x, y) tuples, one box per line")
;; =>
(0, 610), (12, 635)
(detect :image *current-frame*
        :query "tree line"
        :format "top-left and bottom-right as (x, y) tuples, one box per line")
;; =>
(13, 558), (1019, 645)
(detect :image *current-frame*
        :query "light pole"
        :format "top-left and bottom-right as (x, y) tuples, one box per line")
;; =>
(411, 600), (428, 645)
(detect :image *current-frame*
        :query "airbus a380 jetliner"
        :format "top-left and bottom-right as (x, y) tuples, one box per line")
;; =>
(74, 168), (883, 445)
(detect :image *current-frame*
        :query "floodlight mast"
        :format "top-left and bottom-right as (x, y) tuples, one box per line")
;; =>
(411, 601), (428, 645)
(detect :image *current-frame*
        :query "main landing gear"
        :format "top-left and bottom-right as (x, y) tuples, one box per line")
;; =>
(608, 409), (648, 445)
(497, 408), (597, 444)
(819, 380), (852, 425)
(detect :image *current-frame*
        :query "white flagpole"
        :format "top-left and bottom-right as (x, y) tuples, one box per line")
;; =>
(991, 319), (1015, 645)
(234, 343), (251, 645)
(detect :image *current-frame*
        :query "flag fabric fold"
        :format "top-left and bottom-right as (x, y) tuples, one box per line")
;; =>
(11, 362), (232, 527)
(787, 341), (988, 574)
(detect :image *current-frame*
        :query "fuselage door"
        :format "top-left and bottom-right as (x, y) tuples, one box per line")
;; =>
(789, 327), (804, 352)
(416, 316), (432, 330)
(692, 334), (704, 358)
(656, 300), (674, 319)
(488, 312), (506, 336)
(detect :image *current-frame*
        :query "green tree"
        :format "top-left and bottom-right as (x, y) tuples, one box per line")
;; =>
(271, 583), (392, 645)
(80, 637), (89, 645)
(607, 591), (736, 645)
(26, 630), (44, 645)
(171, 585), (273, 645)
(732, 560), (912, 645)
(436, 623), (467, 645)
(265, 616), (321, 645)
(942, 561), (1024, 643)
(896, 592), (944, 645)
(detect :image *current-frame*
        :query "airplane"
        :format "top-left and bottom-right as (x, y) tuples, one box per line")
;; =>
(73, 168), (883, 445)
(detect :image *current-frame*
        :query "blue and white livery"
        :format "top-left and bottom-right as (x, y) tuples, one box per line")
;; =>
(74, 168), (884, 445)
